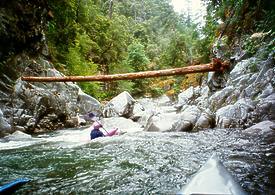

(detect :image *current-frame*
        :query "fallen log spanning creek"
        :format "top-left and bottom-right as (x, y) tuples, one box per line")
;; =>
(0, 99), (274, 194)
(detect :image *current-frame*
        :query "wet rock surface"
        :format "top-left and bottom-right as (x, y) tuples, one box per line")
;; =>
(103, 91), (136, 118)
(0, 109), (11, 136)
(172, 41), (274, 131)
(0, 57), (101, 135)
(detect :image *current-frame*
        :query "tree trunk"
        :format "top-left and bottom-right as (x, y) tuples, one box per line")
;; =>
(109, 0), (113, 19)
(21, 59), (229, 82)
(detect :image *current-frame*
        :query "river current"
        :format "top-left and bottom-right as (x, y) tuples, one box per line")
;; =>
(0, 126), (274, 194)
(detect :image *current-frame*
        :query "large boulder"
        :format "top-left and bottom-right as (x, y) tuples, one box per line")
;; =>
(194, 112), (215, 130)
(194, 86), (211, 108)
(204, 40), (274, 130)
(76, 90), (101, 116)
(103, 91), (136, 118)
(252, 92), (275, 122)
(130, 101), (153, 127)
(4, 130), (32, 141)
(172, 105), (214, 132)
(176, 86), (209, 110)
(216, 98), (255, 128)
(242, 120), (275, 143)
(101, 117), (143, 133)
(154, 95), (173, 106)
(208, 86), (235, 111)
(131, 96), (177, 127)
(10, 67), (101, 133)
(177, 86), (195, 106)
(30, 68), (102, 116)
(143, 112), (180, 132)
(163, 37), (275, 132)
(0, 109), (11, 136)
(243, 65), (274, 99)
(229, 57), (258, 81)
(207, 71), (228, 92)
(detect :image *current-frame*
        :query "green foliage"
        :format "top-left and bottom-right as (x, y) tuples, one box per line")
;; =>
(150, 87), (164, 98)
(48, 0), (275, 100)
(124, 42), (150, 96)
(126, 42), (149, 71)
(46, 0), (213, 99)
(255, 9), (275, 32)
(0, 12), (8, 37)
(159, 19), (202, 68)
(65, 45), (97, 76)
(64, 32), (102, 98)
(249, 62), (258, 73)
(243, 37), (258, 56)
(199, 11), (218, 62)
(78, 82), (105, 100)
(47, 0), (133, 99)
(108, 58), (135, 96)
(259, 37), (275, 59)
(202, 0), (275, 42)
(159, 33), (188, 68)
(243, 31), (273, 57)
(116, 80), (135, 94)
(47, 0), (79, 57)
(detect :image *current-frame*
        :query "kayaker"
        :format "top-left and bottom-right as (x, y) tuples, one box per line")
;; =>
(90, 121), (104, 140)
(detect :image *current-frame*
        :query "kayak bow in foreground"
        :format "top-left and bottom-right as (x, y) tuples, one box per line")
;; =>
(178, 154), (247, 195)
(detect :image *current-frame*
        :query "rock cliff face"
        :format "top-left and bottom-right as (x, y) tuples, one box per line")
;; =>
(0, 0), (49, 64)
(0, 1), (101, 136)
(0, 56), (101, 137)
(172, 37), (274, 131)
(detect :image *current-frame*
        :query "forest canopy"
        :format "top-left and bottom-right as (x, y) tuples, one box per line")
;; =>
(45, 0), (274, 100)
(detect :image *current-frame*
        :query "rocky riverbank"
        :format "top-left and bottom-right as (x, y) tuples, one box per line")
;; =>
(0, 56), (102, 136)
(0, 35), (274, 137)
(101, 36), (274, 133)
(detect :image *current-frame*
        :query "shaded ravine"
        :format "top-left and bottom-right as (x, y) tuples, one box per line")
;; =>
(0, 127), (274, 194)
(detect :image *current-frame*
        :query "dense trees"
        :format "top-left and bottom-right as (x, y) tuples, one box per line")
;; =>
(202, 0), (275, 43)
(46, 0), (203, 100)
(45, 0), (274, 100)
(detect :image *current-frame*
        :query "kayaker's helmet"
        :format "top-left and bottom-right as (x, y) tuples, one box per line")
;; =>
(93, 121), (102, 129)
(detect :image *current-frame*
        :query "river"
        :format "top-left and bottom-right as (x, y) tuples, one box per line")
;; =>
(0, 126), (274, 194)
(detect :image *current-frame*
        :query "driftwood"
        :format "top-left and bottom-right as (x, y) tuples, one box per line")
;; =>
(21, 59), (229, 82)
